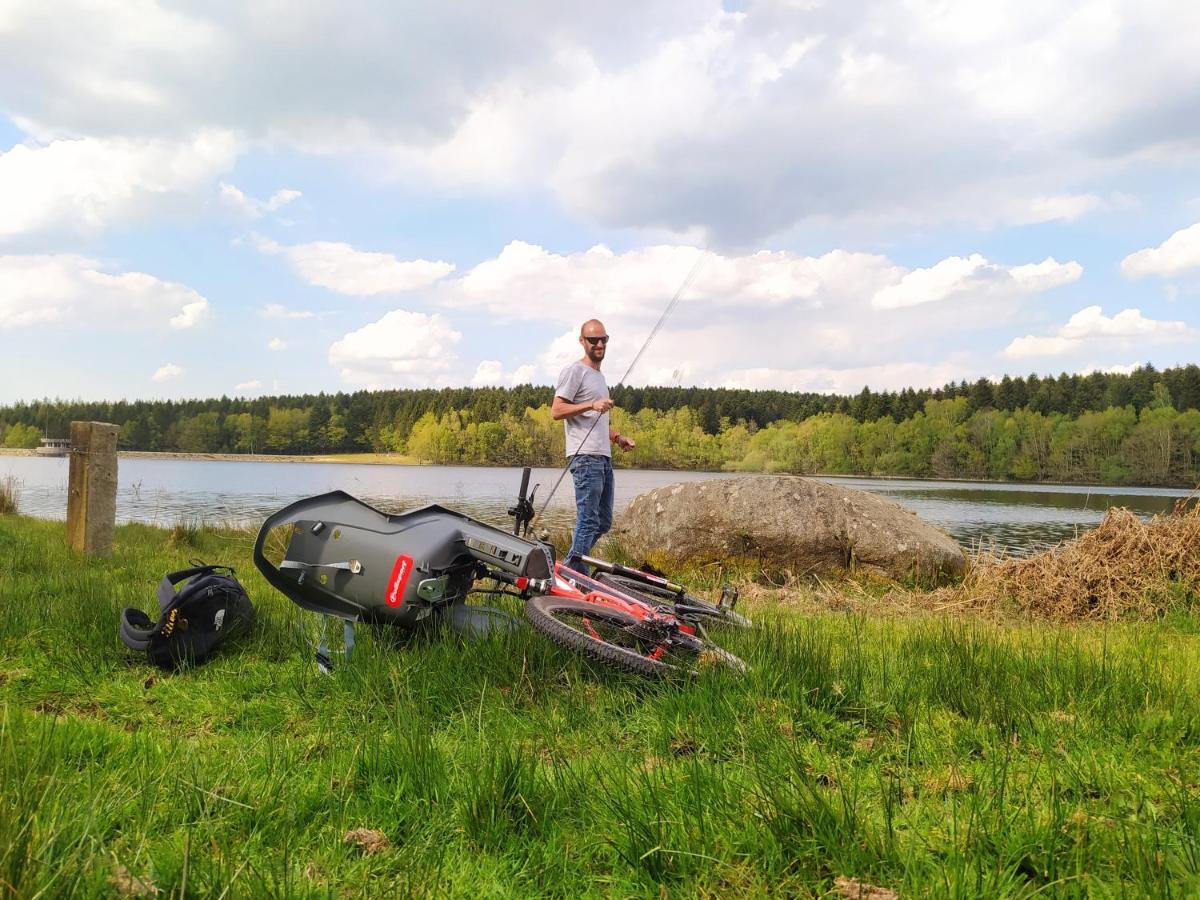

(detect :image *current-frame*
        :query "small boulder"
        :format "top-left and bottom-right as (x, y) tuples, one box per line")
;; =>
(610, 475), (965, 581)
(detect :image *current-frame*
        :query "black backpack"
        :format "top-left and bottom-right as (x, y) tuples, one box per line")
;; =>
(120, 563), (255, 668)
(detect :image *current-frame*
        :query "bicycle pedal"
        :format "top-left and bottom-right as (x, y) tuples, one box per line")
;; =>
(719, 585), (739, 610)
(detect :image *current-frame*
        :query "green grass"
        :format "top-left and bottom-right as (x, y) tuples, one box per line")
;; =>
(1, 514), (1199, 897)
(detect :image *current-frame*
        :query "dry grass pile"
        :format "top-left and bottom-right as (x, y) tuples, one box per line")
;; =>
(0, 476), (18, 516)
(955, 501), (1200, 620)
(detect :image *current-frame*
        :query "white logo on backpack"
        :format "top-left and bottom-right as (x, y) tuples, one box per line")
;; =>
(214, 608), (226, 631)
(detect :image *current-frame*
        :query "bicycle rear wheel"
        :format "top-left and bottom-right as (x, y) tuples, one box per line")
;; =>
(525, 596), (742, 678)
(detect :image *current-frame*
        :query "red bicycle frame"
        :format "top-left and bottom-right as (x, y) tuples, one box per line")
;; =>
(544, 561), (698, 636)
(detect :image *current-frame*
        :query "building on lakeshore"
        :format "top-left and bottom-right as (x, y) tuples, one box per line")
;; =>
(37, 437), (70, 457)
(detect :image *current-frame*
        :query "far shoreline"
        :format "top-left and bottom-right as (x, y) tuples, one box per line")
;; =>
(122, 450), (426, 466)
(1, 447), (1195, 492)
(0, 448), (423, 466)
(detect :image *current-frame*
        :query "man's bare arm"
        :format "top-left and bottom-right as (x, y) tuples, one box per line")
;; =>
(552, 395), (614, 421)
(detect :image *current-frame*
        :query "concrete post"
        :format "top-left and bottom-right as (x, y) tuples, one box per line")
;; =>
(67, 421), (119, 555)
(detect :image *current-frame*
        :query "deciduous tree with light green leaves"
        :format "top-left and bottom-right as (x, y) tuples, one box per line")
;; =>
(3, 423), (43, 449)
(265, 407), (310, 454)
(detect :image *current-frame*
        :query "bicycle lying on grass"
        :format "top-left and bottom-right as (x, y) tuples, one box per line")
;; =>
(520, 555), (750, 678)
(254, 468), (750, 677)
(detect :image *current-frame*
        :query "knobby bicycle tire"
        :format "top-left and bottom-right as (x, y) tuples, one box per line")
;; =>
(525, 596), (692, 678)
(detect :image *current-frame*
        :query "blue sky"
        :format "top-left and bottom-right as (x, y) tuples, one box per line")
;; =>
(1, 0), (1198, 404)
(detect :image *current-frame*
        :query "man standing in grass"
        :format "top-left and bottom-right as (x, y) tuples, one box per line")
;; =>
(552, 318), (636, 572)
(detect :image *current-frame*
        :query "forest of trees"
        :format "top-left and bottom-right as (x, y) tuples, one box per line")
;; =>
(3, 364), (1199, 486)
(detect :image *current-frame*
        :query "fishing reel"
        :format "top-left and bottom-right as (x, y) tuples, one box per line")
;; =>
(507, 466), (540, 537)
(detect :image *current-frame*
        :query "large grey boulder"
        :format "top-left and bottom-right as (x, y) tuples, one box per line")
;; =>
(610, 475), (966, 581)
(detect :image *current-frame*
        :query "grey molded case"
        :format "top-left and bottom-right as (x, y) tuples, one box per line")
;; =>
(254, 490), (551, 629)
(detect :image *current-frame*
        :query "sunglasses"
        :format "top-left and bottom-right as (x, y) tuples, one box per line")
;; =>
(583, 335), (610, 345)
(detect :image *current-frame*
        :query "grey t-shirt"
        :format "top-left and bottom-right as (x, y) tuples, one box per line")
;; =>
(556, 360), (611, 457)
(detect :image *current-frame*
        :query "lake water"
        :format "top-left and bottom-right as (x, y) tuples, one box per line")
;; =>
(1, 455), (1193, 555)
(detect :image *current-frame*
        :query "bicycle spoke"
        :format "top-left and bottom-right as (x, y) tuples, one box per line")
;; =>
(548, 608), (698, 663)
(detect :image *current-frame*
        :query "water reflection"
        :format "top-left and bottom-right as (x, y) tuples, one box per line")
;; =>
(1, 456), (1192, 556)
(820, 476), (1191, 554)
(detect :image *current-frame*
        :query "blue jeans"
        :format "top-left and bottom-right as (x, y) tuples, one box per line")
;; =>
(566, 454), (614, 566)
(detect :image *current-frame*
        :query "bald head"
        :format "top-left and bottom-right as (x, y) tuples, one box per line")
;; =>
(579, 318), (609, 367)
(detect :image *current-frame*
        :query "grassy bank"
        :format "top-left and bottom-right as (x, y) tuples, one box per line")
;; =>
(2, 515), (1199, 896)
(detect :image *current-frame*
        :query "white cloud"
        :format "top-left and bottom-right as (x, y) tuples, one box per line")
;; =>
(871, 255), (1081, 309)
(0, 132), (237, 240)
(0, 254), (208, 330)
(1005, 306), (1191, 358)
(234, 379), (261, 393)
(1010, 193), (1104, 225)
(720, 360), (974, 394)
(256, 236), (455, 296)
(470, 360), (539, 387)
(871, 255), (988, 309)
(262, 303), (316, 319)
(152, 363), (183, 382)
(371, 3), (1200, 241)
(1008, 258), (1085, 292)
(3, 3), (1198, 241)
(329, 310), (461, 385)
(1078, 362), (1142, 376)
(443, 240), (901, 322)
(1121, 222), (1200, 278)
(430, 240), (1089, 390)
(219, 182), (301, 218)
(268, 337), (287, 351)
(539, 330), (592, 381)
(1006, 335), (1077, 358)
(1059, 306), (1178, 339)
(0, 1), (697, 142)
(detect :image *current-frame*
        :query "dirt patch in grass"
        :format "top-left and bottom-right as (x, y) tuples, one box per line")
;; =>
(344, 828), (391, 854)
(108, 865), (158, 897)
(833, 876), (899, 899)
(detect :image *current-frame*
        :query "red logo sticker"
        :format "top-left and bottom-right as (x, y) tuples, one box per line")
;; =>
(385, 554), (414, 607)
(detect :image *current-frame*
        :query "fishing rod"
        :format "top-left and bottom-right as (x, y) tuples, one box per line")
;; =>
(522, 249), (709, 534)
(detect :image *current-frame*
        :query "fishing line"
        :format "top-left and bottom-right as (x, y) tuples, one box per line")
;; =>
(529, 248), (709, 530)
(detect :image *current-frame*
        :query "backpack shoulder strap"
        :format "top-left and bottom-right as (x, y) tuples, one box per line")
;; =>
(119, 607), (156, 650)
(157, 563), (228, 611)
